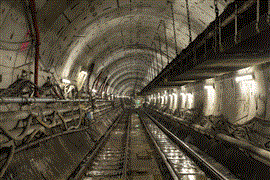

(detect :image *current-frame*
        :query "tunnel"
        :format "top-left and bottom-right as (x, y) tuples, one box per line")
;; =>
(0, 0), (270, 179)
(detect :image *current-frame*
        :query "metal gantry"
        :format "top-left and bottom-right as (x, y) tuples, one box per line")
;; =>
(185, 0), (192, 44)
(169, 1), (178, 55)
(214, 0), (221, 52)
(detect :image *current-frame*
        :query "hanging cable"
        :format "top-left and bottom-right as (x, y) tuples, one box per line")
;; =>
(267, 1), (270, 24)
(169, 1), (178, 55)
(163, 20), (169, 65)
(20, 0), (35, 80)
(158, 34), (164, 69)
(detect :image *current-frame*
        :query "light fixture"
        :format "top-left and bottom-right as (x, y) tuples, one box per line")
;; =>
(172, 92), (178, 100)
(77, 71), (88, 90)
(80, 71), (87, 75)
(187, 93), (193, 98)
(73, 35), (86, 37)
(92, 89), (97, 93)
(235, 74), (253, 82)
(62, 79), (70, 84)
(204, 85), (214, 89)
(186, 93), (194, 109)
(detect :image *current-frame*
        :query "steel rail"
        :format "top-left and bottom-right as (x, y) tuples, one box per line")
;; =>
(68, 111), (125, 180)
(121, 112), (131, 180)
(143, 110), (230, 180)
(150, 106), (270, 167)
(138, 112), (180, 180)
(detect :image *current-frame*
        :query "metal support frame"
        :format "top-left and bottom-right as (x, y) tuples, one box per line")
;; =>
(148, 71), (150, 82)
(151, 72), (153, 81)
(149, 42), (154, 81)
(234, 3), (238, 43)
(163, 20), (169, 65)
(267, 1), (270, 24)
(148, 19), (169, 81)
(169, 1), (178, 55)
(256, 0), (260, 32)
(234, 2), (238, 44)
(150, 46), (156, 79)
(214, 0), (220, 52)
(152, 47), (157, 77)
(158, 34), (164, 69)
(151, 67), (154, 81)
(151, 42), (159, 77)
(185, 0), (192, 43)
(129, 0), (132, 43)
(154, 43), (159, 76)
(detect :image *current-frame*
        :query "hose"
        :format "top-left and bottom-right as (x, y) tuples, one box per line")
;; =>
(67, 107), (84, 130)
(0, 115), (33, 141)
(0, 140), (15, 178)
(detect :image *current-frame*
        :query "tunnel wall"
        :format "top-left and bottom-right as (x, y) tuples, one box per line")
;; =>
(0, 1), (56, 89)
(146, 62), (270, 152)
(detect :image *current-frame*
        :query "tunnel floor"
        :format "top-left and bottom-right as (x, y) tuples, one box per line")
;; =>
(78, 109), (232, 180)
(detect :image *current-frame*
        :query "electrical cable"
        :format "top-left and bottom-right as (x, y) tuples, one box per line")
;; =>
(0, 140), (15, 178)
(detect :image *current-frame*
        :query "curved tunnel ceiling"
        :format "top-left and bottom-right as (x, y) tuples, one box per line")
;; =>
(22, 0), (231, 96)
(108, 72), (146, 94)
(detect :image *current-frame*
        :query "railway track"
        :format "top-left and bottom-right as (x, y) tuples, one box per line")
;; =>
(139, 109), (238, 180)
(70, 109), (236, 180)
(82, 110), (131, 179)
